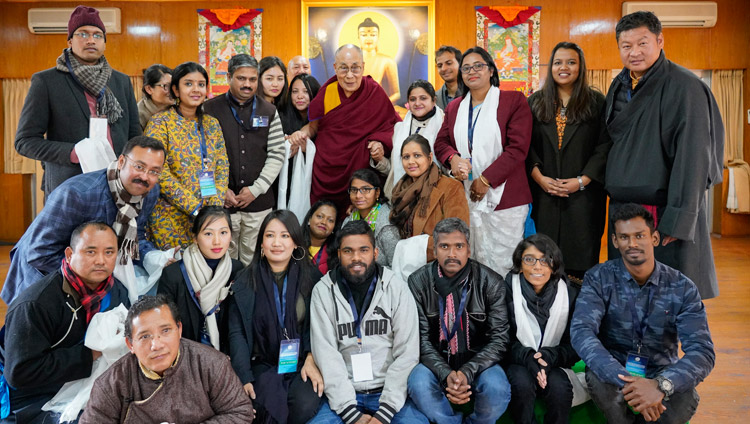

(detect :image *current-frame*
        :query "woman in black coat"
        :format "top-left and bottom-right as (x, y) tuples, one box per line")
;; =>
(227, 209), (324, 424)
(527, 42), (612, 282)
(157, 206), (243, 354)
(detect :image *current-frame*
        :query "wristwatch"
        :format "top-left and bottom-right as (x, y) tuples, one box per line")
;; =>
(655, 375), (674, 400)
(577, 176), (585, 191)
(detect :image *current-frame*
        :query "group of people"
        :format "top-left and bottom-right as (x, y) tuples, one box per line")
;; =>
(0, 4), (722, 424)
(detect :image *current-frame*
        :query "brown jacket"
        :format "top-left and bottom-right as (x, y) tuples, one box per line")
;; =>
(411, 176), (470, 262)
(80, 339), (254, 424)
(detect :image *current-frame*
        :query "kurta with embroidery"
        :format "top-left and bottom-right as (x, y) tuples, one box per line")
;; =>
(145, 107), (229, 249)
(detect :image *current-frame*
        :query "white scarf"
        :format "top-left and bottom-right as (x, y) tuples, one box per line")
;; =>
(453, 86), (505, 213)
(391, 108), (445, 183)
(512, 273), (569, 350)
(183, 243), (233, 350)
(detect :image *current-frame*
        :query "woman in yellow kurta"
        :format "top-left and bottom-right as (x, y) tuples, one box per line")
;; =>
(145, 62), (228, 249)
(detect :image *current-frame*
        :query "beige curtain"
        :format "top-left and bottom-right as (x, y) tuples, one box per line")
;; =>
(587, 69), (612, 95)
(3, 79), (36, 174)
(130, 75), (143, 102)
(711, 70), (744, 162)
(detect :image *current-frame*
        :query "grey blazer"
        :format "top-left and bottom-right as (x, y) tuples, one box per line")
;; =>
(15, 66), (141, 195)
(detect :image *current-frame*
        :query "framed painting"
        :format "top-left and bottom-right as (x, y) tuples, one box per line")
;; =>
(198, 8), (263, 98)
(302, 1), (435, 111)
(476, 6), (540, 95)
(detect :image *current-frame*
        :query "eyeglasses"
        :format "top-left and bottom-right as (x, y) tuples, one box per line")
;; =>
(336, 65), (363, 76)
(348, 186), (375, 195)
(124, 156), (162, 177)
(153, 83), (170, 91)
(460, 63), (490, 74)
(73, 32), (104, 40)
(522, 255), (553, 267)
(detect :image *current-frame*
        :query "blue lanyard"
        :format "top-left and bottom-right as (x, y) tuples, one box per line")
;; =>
(273, 275), (289, 337)
(175, 107), (208, 164)
(179, 261), (221, 316)
(342, 276), (377, 343)
(629, 283), (657, 351)
(226, 92), (258, 132)
(438, 284), (469, 345)
(467, 101), (482, 153)
(313, 246), (324, 266)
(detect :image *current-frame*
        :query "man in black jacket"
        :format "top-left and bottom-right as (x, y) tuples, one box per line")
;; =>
(2, 222), (131, 423)
(406, 218), (511, 423)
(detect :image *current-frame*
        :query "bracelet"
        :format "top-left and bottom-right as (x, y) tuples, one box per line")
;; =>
(479, 175), (491, 187)
(447, 153), (457, 164)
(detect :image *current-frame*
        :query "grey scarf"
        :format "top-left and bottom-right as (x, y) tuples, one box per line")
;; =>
(56, 48), (123, 124)
(106, 161), (143, 264)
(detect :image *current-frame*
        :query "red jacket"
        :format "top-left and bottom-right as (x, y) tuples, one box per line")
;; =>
(434, 90), (532, 211)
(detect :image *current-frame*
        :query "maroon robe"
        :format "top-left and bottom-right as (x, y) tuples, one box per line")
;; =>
(308, 75), (400, 213)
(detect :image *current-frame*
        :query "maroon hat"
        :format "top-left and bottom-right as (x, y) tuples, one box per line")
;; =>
(67, 6), (106, 41)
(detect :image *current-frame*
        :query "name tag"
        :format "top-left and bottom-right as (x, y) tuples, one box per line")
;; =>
(199, 171), (217, 198)
(253, 116), (269, 127)
(351, 352), (374, 382)
(89, 116), (108, 141)
(625, 352), (649, 378)
(278, 339), (300, 374)
(467, 157), (474, 181)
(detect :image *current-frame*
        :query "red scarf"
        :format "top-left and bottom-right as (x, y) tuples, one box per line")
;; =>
(61, 259), (114, 324)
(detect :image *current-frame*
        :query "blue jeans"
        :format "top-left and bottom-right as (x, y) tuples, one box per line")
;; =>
(309, 392), (426, 424)
(407, 363), (511, 424)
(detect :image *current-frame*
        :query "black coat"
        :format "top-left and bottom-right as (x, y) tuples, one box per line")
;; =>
(407, 260), (509, 386)
(527, 91), (611, 272)
(157, 258), (244, 354)
(3, 270), (130, 416)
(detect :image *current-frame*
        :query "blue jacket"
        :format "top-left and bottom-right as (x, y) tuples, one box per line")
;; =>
(2, 169), (158, 304)
(571, 259), (715, 393)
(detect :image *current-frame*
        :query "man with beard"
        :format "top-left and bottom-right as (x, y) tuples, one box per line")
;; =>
(309, 220), (421, 424)
(434, 46), (464, 110)
(572, 203), (715, 424)
(2, 136), (167, 304)
(204, 54), (285, 265)
(3, 222), (131, 422)
(405, 218), (511, 423)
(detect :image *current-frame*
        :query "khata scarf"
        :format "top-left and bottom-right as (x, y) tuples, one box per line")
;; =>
(61, 258), (114, 324)
(55, 48), (123, 124)
(390, 163), (441, 238)
(106, 161), (143, 264)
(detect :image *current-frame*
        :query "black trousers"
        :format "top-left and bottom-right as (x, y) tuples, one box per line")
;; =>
(506, 364), (573, 424)
(252, 365), (322, 424)
(586, 369), (699, 424)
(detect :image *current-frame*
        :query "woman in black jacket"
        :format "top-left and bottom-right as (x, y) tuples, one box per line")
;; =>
(157, 206), (243, 353)
(504, 234), (580, 424)
(227, 209), (324, 424)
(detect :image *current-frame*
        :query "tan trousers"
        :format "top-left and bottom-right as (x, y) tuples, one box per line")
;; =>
(230, 208), (272, 266)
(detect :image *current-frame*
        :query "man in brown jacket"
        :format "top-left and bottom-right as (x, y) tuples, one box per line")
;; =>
(80, 294), (254, 423)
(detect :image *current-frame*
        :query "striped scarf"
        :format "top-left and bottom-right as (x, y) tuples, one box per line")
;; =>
(106, 161), (143, 264)
(61, 258), (114, 324)
(437, 265), (470, 354)
(55, 48), (123, 124)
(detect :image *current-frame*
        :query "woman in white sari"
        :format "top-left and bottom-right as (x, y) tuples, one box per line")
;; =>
(433, 46), (533, 276)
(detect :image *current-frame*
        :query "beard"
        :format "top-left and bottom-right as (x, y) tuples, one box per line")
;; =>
(341, 260), (378, 285)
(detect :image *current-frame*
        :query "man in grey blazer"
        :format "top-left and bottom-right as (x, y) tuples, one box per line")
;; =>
(15, 5), (140, 197)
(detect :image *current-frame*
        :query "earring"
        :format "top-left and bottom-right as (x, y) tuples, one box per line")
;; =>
(175, 97), (180, 106)
(292, 246), (306, 261)
(260, 247), (265, 258)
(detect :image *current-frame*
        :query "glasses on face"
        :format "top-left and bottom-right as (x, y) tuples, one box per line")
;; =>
(348, 186), (375, 195)
(152, 83), (170, 91)
(73, 32), (104, 40)
(124, 156), (162, 177)
(336, 65), (363, 76)
(460, 63), (490, 74)
(522, 255), (553, 268)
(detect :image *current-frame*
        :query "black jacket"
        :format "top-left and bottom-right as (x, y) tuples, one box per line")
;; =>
(503, 272), (579, 370)
(3, 270), (130, 416)
(407, 260), (509, 385)
(157, 258), (244, 354)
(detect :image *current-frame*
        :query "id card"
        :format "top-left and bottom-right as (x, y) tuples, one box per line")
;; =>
(625, 352), (649, 378)
(89, 117), (108, 141)
(199, 171), (217, 198)
(278, 339), (300, 374)
(253, 116), (269, 127)
(467, 157), (473, 181)
(351, 352), (374, 382)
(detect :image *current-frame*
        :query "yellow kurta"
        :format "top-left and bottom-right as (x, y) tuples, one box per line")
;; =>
(145, 107), (229, 249)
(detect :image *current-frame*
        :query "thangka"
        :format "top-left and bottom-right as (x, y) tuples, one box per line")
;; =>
(476, 6), (540, 95)
(198, 8), (262, 98)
